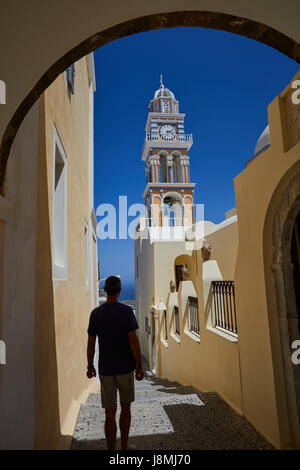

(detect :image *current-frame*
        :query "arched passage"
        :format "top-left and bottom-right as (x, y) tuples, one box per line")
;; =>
(1, 7), (300, 193)
(262, 165), (300, 449)
(0, 2), (300, 450)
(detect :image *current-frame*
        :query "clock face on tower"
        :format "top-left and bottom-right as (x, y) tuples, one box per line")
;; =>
(160, 124), (176, 141)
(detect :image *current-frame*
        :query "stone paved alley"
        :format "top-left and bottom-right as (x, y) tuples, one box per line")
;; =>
(71, 362), (274, 451)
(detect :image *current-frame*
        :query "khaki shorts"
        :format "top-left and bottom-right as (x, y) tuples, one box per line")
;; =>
(99, 371), (135, 409)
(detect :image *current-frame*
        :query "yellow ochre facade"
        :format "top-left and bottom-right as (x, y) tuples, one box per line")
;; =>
(0, 54), (99, 449)
(135, 72), (300, 450)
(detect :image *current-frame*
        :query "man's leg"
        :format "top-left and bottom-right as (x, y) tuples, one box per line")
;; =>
(119, 402), (131, 450)
(99, 374), (118, 450)
(116, 372), (135, 450)
(105, 408), (117, 450)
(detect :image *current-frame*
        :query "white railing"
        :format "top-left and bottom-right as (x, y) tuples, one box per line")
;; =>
(143, 217), (186, 228)
(146, 133), (193, 143)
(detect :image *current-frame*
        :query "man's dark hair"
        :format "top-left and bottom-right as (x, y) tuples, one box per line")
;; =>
(104, 276), (121, 296)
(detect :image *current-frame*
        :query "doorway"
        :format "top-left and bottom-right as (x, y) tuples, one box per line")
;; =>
(271, 173), (300, 448)
(291, 210), (300, 324)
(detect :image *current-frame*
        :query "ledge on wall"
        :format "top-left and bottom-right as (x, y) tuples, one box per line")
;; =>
(206, 325), (238, 343)
(184, 330), (200, 343)
(170, 333), (181, 344)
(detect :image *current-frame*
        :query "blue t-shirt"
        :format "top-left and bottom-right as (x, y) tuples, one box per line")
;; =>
(87, 302), (139, 376)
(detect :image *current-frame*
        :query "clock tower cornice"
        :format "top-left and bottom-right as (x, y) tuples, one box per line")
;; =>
(145, 112), (186, 131)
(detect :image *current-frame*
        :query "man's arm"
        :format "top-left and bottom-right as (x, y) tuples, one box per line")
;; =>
(87, 335), (96, 378)
(128, 330), (144, 380)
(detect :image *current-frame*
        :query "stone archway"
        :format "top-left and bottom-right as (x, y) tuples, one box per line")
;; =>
(1, 8), (300, 193)
(272, 171), (300, 448)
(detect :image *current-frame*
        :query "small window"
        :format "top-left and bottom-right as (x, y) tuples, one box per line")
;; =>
(66, 64), (75, 94)
(84, 221), (89, 290)
(52, 128), (67, 280)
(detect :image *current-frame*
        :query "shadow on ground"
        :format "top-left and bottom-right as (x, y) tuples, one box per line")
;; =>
(71, 368), (274, 450)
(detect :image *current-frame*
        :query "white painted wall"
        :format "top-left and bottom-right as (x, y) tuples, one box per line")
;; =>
(135, 228), (193, 363)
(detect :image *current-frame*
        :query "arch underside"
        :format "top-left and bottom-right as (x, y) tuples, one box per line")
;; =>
(1, 10), (300, 193)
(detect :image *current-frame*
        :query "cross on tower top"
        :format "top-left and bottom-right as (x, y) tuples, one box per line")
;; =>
(160, 74), (164, 88)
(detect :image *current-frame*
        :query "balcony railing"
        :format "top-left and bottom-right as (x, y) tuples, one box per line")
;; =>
(146, 133), (193, 143)
(211, 281), (237, 335)
(144, 217), (184, 228)
(173, 306), (180, 336)
(188, 296), (200, 336)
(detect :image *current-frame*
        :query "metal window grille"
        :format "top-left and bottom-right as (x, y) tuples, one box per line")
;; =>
(163, 310), (168, 340)
(188, 296), (200, 336)
(174, 306), (180, 336)
(211, 281), (237, 334)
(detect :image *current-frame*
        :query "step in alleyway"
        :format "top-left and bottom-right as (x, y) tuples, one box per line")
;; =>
(71, 365), (274, 450)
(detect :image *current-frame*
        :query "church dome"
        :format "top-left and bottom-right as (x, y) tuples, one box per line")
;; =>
(254, 125), (270, 157)
(153, 75), (175, 99)
(154, 87), (175, 99)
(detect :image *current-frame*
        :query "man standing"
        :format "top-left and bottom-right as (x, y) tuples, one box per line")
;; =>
(86, 276), (144, 450)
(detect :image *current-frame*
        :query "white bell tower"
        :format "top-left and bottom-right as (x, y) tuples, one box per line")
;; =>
(141, 76), (196, 227)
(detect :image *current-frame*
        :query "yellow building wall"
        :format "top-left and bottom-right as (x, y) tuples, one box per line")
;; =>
(156, 71), (300, 449)
(35, 57), (98, 449)
(233, 71), (300, 449)
(205, 219), (238, 280)
(157, 248), (242, 416)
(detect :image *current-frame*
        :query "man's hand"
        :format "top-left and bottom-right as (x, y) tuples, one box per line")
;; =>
(135, 366), (144, 381)
(86, 366), (96, 379)
(87, 335), (96, 379)
(128, 330), (144, 381)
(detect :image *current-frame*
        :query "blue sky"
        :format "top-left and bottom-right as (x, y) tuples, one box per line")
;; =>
(93, 27), (299, 300)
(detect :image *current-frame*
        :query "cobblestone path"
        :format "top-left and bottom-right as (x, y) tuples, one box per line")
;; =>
(71, 364), (274, 451)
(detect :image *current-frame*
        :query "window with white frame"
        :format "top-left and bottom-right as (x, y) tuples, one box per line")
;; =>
(52, 128), (67, 280)
(63, 63), (75, 97)
(84, 220), (89, 290)
(66, 64), (75, 94)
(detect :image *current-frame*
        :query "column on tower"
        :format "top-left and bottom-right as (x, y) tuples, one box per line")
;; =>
(172, 155), (180, 183)
(182, 158), (190, 183)
(180, 158), (185, 183)
(160, 189), (164, 226)
(149, 190), (153, 227)
(155, 157), (160, 182)
(167, 154), (173, 183)
(181, 190), (185, 226)
(149, 156), (160, 183)
(184, 195), (194, 226)
(185, 158), (190, 183)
